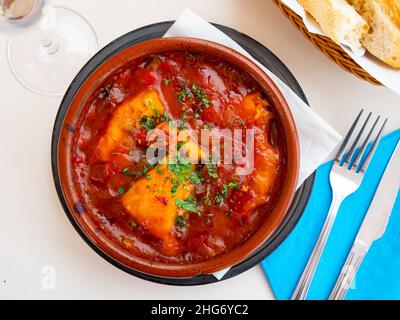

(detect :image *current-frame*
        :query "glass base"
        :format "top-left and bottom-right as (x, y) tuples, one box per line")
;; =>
(7, 5), (98, 96)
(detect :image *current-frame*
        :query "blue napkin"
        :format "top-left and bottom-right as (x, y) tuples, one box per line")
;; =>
(261, 129), (400, 300)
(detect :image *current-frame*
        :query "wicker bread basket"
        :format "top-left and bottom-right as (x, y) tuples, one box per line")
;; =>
(273, 0), (381, 85)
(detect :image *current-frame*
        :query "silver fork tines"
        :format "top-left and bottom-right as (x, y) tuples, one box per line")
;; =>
(291, 110), (387, 300)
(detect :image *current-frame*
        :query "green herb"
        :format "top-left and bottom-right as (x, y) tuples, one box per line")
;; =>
(221, 184), (229, 198)
(156, 167), (163, 175)
(145, 174), (152, 180)
(176, 198), (197, 213)
(117, 187), (125, 195)
(171, 185), (178, 195)
(167, 159), (193, 181)
(202, 124), (213, 129)
(177, 87), (192, 103)
(129, 219), (138, 228)
(179, 112), (188, 130)
(220, 181), (239, 198)
(111, 151), (120, 155)
(177, 141), (187, 150)
(196, 208), (203, 217)
(161, 110), (170, 123)
(206, 164), (219, 178)
(175, 215), (187, 228)
(227, 181), (239, 189)
(189, 171), (202, 184)
(164, 78), (172, 85)
(122, 167), (132, 175)
(139, 115), (156, 130)
(134, 170), (143, 177)
(194, 108), (203, 118)
(226, 210), (233, 217)
(143, 166), (151, 174)
(191, 83), (210, 107)
(239, 120), (245, 126)
(214, 194), (224, 206)
(177, 91), (186, 103)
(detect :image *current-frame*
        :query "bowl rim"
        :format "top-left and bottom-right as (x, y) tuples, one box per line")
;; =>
(52, 36), (300, 278)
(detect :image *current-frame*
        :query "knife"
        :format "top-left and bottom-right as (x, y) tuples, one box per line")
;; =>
(329, 140), (400, 300)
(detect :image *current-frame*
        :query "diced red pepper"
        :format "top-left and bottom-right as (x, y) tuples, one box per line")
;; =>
(155, 196), (168, 206)
(142, 71), (157, 85)
(133, 128), (148, 148)
(75, 156), (85, 165)
(159, 60), (174, 72)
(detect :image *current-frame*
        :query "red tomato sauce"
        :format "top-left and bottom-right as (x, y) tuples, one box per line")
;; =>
(71, 51), (286, 263)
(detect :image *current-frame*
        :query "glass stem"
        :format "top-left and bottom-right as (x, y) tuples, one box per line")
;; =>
(39, 31), (59, 55)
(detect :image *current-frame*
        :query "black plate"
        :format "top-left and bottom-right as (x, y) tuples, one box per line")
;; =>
(52, 21), (315, 286)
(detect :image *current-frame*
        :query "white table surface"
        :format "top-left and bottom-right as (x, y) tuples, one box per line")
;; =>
(1, 0), (399, 300)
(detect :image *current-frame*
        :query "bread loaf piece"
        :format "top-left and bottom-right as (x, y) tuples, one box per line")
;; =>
(349, 0), (400, 68)
(299, 0), (369, 50)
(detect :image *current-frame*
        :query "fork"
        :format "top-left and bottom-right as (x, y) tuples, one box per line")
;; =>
(291, 110), (387, 300)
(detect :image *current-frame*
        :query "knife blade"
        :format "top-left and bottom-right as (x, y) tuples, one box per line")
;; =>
(357, 140), (400, 245)
(329, 139), (400, 300)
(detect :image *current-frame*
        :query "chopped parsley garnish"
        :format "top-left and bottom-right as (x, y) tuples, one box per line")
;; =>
(177, 87), (192, 103)
(179, 112), (188, 130)
(171, 185), (178, 195)
(227, 181), (239, 189)
(177, 141), (187, 150)
(175, 215), (187, 228)
(167, 158), (193, 184)
(139, 115), (156, 130)
(164, 78), (172, 85)
(214, 194), (224, 206)
(147, 100), (159, 117)
(176, 83), (210, 108)
(176, 198), (197, 213)
(134, 165), (153, 178)
(160, 110), (170, 123)
(156, 167), (163, 175)
(191, 83), (210, 107)
(189, 171), (203, 184)
(129, 219), (138, 228)
(122, 167), (132, 175)
(206, 164), (219, 178)
(221, 184), (229, 198)
(117, 187), (125, 195)
(143, 166), (151, 174)
(239, 119), (245, 126)
(221, 181), (239, 198)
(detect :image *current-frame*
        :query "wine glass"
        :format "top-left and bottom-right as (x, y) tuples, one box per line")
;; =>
(2, 0), (98, 96)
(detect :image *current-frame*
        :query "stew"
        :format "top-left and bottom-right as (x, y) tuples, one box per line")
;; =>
(71, 51), (286, 263)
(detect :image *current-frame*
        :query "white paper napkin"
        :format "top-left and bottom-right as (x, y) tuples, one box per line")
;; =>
(164, 9), (341, 279)
(281, 0), (400, 95)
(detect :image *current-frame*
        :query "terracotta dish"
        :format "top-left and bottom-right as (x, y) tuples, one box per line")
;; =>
(52, 38), (299, 278)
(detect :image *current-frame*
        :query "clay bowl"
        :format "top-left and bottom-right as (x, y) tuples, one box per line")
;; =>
(52, 37), (299, 279)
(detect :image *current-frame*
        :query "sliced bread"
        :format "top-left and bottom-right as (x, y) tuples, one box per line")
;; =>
(298, 0), (369, 50)
(349, 0), (400, 68)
